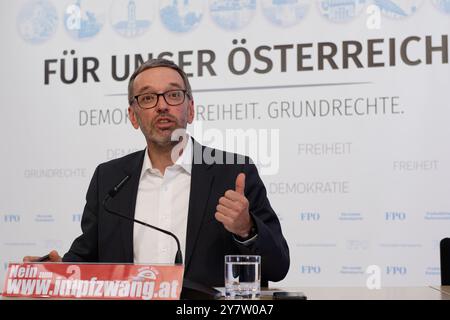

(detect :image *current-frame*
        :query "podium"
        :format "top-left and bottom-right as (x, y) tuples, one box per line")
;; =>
(2, 262), (220, 300)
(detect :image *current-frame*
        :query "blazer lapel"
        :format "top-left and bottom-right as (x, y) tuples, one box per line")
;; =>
(184, 141), (214, 270)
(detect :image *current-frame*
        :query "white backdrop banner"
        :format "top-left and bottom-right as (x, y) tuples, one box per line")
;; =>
(1, 0), (450, 287)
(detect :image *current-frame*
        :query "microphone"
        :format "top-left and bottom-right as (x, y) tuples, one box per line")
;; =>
(102, 174), (221, 299)
(108, 175), (130, 198)
(102, 175), (183, 265)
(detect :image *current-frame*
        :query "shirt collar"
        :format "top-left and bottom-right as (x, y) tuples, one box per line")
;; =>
(140, 134), (193, 179)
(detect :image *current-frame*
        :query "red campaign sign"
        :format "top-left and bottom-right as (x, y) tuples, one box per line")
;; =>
(2, 263), (184, 300)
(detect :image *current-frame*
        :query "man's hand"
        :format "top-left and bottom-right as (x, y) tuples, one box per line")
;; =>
(215, 173), (253, 238)
(23, 250), (62, 263)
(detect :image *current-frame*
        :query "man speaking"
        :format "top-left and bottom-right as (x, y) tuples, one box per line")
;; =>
(24, 58), (290, 288)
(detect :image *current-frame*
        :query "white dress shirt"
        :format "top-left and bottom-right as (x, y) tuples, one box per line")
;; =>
(133, 138), (192, 264)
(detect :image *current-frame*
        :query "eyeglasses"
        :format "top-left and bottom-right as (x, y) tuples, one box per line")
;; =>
(134, 89), (187, 109)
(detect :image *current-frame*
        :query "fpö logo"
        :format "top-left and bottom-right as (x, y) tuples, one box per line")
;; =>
(385, 212), (406, 221)
(386, 266), (407, 275)
(3, 214), (21, 223)
(300, 265), (321, 274)
(299, 212), (320, 221)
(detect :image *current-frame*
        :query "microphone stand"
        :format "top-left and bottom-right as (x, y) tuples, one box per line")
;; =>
(103, 176), (221, 299)
(103, 194), (182, 265)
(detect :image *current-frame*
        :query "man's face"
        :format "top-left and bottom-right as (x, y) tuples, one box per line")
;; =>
(128, 67), (194, 147)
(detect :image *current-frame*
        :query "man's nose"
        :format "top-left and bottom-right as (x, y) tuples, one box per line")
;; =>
(155, 95), (169, 112)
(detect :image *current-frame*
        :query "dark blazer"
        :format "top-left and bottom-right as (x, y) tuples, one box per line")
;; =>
(63, 139), (290, 287)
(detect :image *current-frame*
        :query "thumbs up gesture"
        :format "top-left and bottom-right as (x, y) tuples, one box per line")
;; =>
(215, 173), (253, 238)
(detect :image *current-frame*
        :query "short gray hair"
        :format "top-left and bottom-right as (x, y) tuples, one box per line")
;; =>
(127, 58), (193, 105)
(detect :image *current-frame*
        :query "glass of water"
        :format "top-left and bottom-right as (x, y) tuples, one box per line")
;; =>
(225, 255), (261, 299)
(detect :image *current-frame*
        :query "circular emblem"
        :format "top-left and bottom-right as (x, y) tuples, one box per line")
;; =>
(17, 0), (58, 44)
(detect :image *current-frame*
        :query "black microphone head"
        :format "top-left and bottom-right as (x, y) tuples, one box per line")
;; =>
(108, 175), (131, 198)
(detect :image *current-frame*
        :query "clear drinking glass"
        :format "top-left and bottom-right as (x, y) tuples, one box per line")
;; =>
(224, 255), (261, 299)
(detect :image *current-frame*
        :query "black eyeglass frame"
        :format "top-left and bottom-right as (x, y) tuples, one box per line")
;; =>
(133, 89), (188, 109)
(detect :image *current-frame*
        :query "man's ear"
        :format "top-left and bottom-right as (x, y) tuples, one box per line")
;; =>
(128, 106), (140, 129)
(187, 99), (194, 124)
